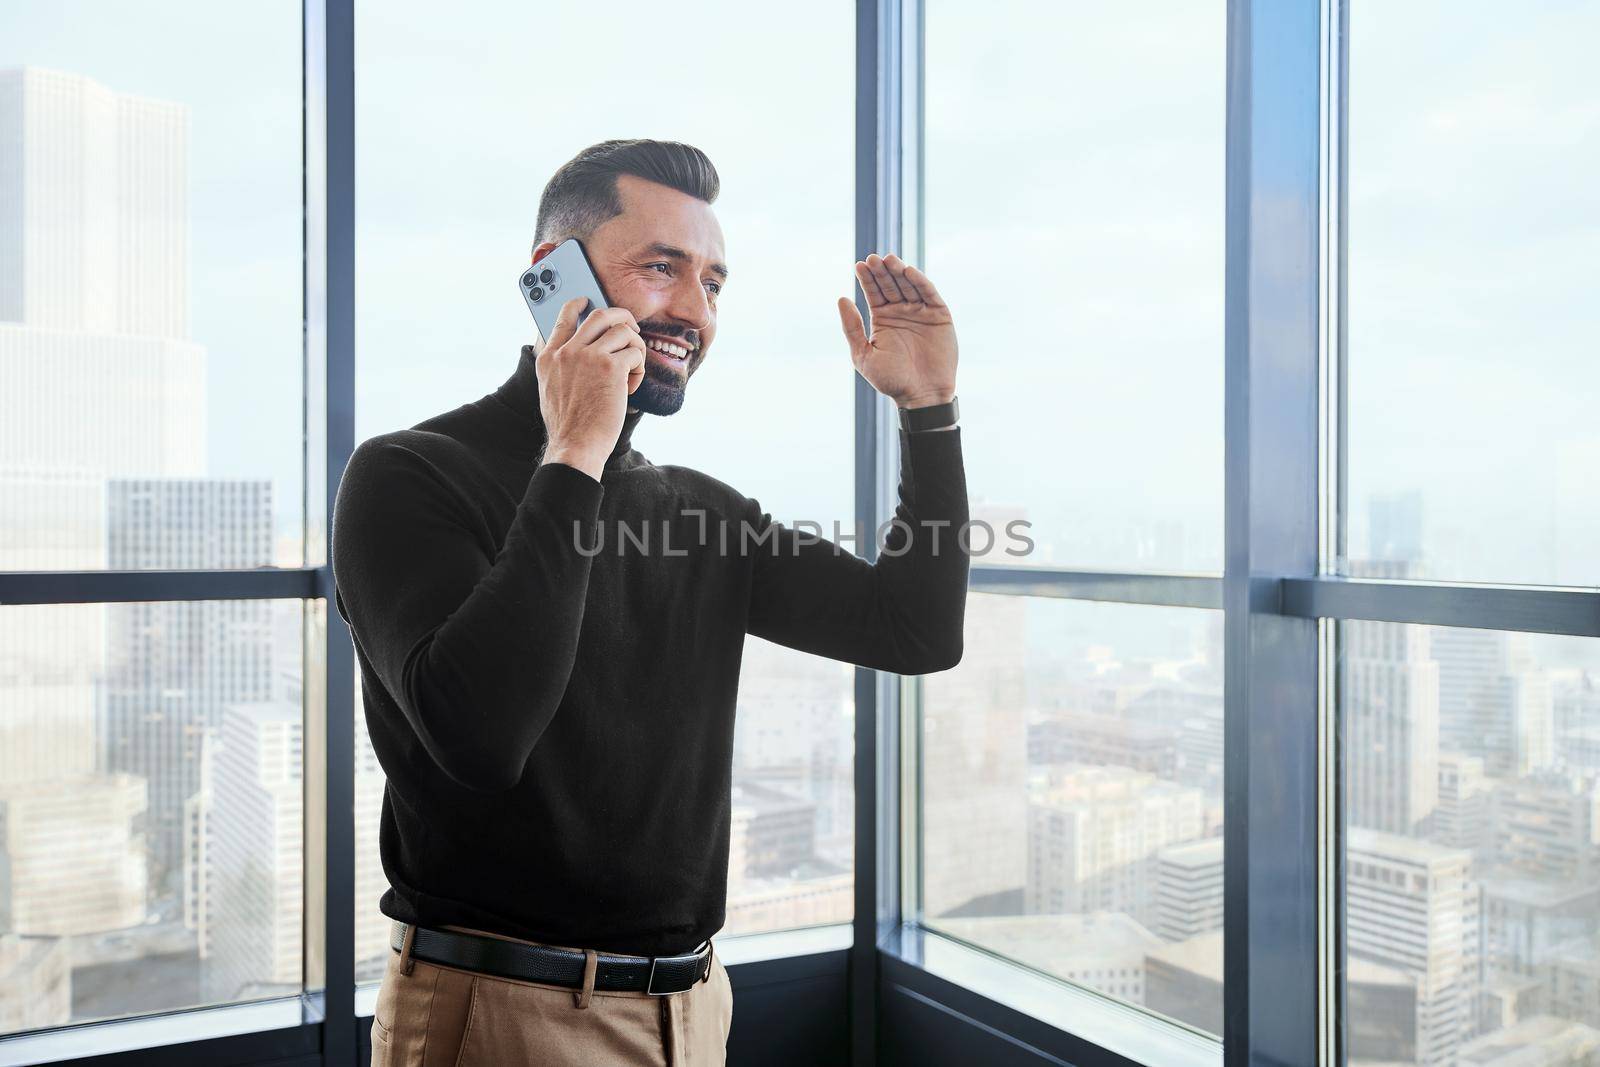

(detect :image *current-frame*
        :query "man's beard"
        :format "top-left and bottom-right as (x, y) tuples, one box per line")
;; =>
(628, 321), (698, 416)
(629, 363), (687, 416)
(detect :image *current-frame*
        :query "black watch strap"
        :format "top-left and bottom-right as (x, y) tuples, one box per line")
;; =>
(899, 396), (959, 433)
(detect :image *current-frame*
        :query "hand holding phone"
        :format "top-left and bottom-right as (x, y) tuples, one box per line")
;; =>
(521, 244), (645, 479)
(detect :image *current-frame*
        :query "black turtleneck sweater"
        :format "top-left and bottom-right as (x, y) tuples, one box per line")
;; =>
(331, 345), (969, 957)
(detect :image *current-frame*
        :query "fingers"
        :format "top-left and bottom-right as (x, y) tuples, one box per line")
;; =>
(544, 297), (587, 351)
(901, 261), (947, 308)
(836, 296), (869, 363)
(593, 320), (645, 393)
(622, 336), (646, 394)
(854, 259), (889, 306)
(883, 254), (925, 303)
(869, 253), (910, 302)
(856, 253), (935, 305)
(570, 305), (639, 349)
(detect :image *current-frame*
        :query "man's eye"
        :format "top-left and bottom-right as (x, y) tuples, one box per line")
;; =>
(705, 281), (722, 295)
(648, 262), (670, 273)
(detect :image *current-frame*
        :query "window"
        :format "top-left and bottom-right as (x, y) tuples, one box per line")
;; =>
(1343, 3), (1600, 587)
(0, 4), (306, 574)
(1336, 7), (1600, 1063)
(923, 0), (1224, 573)
(0, 0), (306, 1046)
(1340, 624), (1599, 1065)
(921, 597), (1224, 1036)
(0, 599), (305, 1031)
(913, 0), (1225, 1052)
(3, 1), (1596, 1063)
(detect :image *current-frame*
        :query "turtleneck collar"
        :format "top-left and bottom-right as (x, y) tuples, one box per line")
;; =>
(488, 344), (647, 468)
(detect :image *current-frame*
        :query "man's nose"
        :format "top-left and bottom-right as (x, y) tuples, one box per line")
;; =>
(666, 277), (712, 333)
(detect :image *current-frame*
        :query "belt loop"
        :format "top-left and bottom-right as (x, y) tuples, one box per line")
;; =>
(700, 938), (714, 984)
(398, 922), (418, 976)
(573, 949), (598, 1009)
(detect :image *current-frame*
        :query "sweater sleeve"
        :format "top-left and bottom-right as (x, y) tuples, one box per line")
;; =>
(744, 425), (970, 675)
(331, 438), (605, 793)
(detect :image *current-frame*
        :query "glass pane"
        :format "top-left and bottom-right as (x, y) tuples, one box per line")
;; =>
(1340, 621), (1600, 1064)
(0, 599), (305, 1034)
(0, 5), (307, 571)
(923, 2), (1224, 572)
(722, 638), (855, 935)
(354, 0), (854, 532)
(921, 594), (1224, 1038)
(1344, 3), (1600, 586)
(352, 0), (856, 961)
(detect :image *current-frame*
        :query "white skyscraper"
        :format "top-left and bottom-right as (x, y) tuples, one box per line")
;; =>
(0, 66), (188, 334)
(201, 701), (302, 1003)
(1348, 828), (1481, 1067)
(1343, 559), (1442, 838)
(1344, 617), (1441, 836)
(0, 65), (206, 566)
(0, 65), (207, 781)
(0, 66), (220, 1018)
(1433, 626), (1556, 779)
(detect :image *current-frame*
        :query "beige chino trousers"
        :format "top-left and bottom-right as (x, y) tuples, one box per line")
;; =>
(370, 922), (733, 1066)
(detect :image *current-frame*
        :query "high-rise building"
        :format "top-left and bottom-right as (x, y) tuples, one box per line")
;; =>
(1433, 627), (1556, 779)
(1434, 752), (1494, 853)
(100, 478), (276, 893)
(1347, 827), (1481, 1067)
(1027, 764), (1205, 928)
(0, 65), (206, 583)
(1153, 837), (1223, 942)
(1344, 561), (1440, 837)
(0, 66), (208, 969)
(200, 701), (302, 1003)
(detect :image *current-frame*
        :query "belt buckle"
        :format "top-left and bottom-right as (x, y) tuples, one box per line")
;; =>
(645, 943), (707, 996)
(646, 956), (669, 996)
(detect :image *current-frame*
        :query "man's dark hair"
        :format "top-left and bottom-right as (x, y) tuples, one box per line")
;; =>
(532, 139), (720, 254)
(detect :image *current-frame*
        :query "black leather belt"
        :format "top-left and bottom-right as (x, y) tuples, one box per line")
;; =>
(390, 921), (712, 996)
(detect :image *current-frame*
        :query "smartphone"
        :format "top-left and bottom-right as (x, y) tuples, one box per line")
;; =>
(518, 237), (610, 343)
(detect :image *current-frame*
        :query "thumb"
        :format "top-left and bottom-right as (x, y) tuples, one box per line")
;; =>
(837, 296), (870, 365)
(544, 296), (586, 351)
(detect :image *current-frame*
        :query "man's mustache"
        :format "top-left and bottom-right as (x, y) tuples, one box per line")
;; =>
(636, 321), (699, 351)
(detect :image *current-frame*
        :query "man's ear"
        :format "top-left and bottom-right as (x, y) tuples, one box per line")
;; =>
(531, 241), (559, 265)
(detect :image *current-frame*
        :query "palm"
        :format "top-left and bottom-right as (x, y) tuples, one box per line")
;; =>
(837, 254), (958, 406)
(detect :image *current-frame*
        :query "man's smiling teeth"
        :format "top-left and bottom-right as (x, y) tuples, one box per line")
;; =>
(646, 338), (690, 360)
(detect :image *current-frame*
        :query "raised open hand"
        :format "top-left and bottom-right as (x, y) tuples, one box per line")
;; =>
(836, 253), (958, 408)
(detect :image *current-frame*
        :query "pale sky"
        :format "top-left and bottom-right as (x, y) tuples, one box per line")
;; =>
(4, 0), (1595, 597)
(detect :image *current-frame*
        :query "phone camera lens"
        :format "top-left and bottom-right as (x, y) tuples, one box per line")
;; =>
(530, 286), (545, 301)
(521, 271), (537, 288)
(539, 269), (554, 284)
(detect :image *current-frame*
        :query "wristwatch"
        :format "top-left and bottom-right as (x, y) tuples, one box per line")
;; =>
(898, 395), (959, 433)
